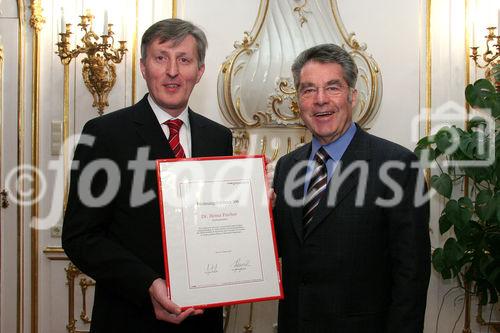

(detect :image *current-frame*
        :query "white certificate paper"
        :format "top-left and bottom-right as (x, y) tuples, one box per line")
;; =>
(157, 156), (283, 309)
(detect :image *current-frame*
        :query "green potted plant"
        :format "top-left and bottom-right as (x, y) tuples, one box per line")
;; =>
(414, 64), (500, 329)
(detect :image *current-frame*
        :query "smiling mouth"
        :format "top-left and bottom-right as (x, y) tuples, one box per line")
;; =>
(313, 111), (334, 117)
(163, 83), (181, 89)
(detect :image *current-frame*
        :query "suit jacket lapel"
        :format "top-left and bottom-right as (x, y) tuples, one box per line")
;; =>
(132, 95), (175, 160)
(290, 144), (311, 244)
(304, 126), (372, 239)
(189, 109), (208, 158)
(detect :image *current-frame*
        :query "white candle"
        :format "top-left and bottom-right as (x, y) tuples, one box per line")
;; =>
(497, 9), (500, 33)
(103, 10), (108, 35)
(121, 15), (127, 40)
(60, 7), (65, 33)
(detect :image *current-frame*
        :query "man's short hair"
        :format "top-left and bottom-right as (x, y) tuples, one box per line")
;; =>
(291, 43), (358, 90)
(141, 18), (208, 68)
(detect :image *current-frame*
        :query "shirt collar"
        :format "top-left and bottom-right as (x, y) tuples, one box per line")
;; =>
(310, 122), (357, 161)
(147, 94), (191, 130)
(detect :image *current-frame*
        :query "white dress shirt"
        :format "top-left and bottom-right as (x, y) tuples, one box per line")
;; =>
(148, 94), (192, 158)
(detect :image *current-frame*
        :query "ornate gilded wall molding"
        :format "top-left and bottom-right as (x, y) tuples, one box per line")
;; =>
(0, 33), (4, 213)
(218, 0), (383, 130)
(132, 0), (139, 104)
(65, 263), (94, 333)
(16, 1), (26, 333)
(29, 0), (45, 33)
(293, 0), (310, 27)
(29, 1), (45, 333)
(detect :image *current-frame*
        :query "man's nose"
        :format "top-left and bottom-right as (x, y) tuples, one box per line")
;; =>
(166, 59), (179, 77)
(315, 88), (328, 105)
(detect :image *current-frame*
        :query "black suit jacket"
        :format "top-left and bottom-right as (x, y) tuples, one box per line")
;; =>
(62, 95), (233, 333)
(272, 125), (430, 333)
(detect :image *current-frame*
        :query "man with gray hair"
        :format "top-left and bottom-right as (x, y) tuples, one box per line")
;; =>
(271, 44), (430, 332)
(63, 19), (232, 332)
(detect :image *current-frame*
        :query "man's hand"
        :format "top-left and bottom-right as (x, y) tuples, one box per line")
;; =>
(265, 157), (277, 208)
(149, 278), (203, 324)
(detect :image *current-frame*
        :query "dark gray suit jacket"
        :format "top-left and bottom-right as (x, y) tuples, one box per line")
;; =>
(272, 125), (430, 333)
(62, 95), (233, 333)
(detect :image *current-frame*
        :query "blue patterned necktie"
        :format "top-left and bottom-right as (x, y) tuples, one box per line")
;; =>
(303, 147), (329, 231)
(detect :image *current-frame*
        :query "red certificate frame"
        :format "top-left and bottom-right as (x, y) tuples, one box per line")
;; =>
(156, 155), (283, 309)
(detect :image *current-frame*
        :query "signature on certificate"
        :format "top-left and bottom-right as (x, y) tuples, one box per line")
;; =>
(231, 258), (251, 272)
(204, 263), (219, 275)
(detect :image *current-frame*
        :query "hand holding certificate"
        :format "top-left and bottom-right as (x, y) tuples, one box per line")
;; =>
(156, 156), (283, 309)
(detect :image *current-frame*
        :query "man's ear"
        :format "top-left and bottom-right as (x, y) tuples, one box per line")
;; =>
(140, 59), (146, 78)
(350, 88), (358, 108)
(196, 63), (205, 83)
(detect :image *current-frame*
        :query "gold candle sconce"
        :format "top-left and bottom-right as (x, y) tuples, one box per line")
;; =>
(56, 10), (127, 115)
(470, 26), (500, 91)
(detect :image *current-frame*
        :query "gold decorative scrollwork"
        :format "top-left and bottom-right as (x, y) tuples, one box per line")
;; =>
(79, 278), (95, 324)
(81, 54), (117, 114)
(260, 136), (267, 155)
(293, 0), (310, 27)
(234, 31), (256, 50)
(218, 0), (382, 130)
(65, 262), (94, 333)
(65, 263), (80, 333)
(220, 34), (262, 127)
(29, 0), (45, 32)
(329, 0), (382, 127)
(232, 130), (250, 155)
(0, 45), (6, 211)
(218, 0), (270, 128)
(269, 79), (301, 124)
(56, 12), (127, 115)
(270, 137), (280, 161)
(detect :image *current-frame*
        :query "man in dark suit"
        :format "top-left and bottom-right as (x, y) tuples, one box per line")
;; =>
(62, 19), (232, 332)
(272, 44), (430, 333)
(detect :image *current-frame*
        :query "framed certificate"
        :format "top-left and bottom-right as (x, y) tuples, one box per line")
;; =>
(156, 155), (283, 309)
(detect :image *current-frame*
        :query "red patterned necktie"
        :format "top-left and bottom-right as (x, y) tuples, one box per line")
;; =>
(165, 119), (186, 158)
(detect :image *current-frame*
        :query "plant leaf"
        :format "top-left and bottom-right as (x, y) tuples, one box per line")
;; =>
(431, 174), (452, 198)
(414, 146), (436, 163)
(416, 135), (434, 148)
(439, 214), (453, 234)
(475, 79), (495, 93)
(466, 79), (497, 111)
(443, 238), (465, 266)
(465, 84), (479, 106)
(476, 189), (495, 221)
(468, 116), (487, 130)
(493, 192), (500, 225)
(464, 166), (493, 183)
(458, 132), (476, 159)
(432, 248), (452, 279)
(435, 127), (456, 153)
(489, 97), (500, 118)
(458, 196), (473, 210)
